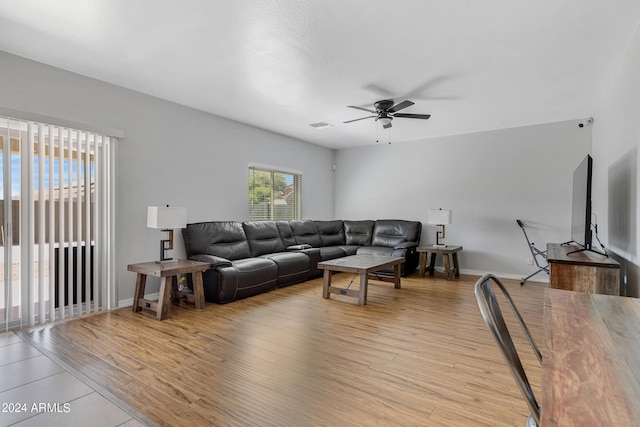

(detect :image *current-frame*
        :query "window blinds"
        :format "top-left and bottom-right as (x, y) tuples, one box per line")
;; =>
(249, 166), (301, 221)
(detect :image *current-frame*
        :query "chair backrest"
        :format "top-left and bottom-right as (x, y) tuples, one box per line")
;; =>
(474, 274), (541, 425)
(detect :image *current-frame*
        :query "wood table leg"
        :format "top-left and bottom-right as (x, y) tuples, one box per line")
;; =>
(428, 253), (437, 276)
(443, 254), (452, 280)
(419, 252), (427, 277)
(322, 269), (331, 299)
(133, 273), (147, 313)
(452, 253), (460, 278)
(192, 271), (205, 309)
(359, 272), (368, 305)
(393, 264), (401, 289)
(157, 276), (173, 320)
(170, 275), (178, 301)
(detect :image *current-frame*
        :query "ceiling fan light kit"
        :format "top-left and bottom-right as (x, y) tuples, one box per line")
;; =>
(376, 116), (392, 126)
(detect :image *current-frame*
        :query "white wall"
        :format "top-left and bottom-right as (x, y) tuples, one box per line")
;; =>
(593, 20), (640, 297)
(334, 121), (591, 279)
(0, 51), (336, 303)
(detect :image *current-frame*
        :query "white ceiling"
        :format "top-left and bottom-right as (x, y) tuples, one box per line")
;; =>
(0, 0), (639, 149)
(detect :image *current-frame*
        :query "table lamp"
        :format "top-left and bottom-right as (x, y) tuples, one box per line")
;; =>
(428, 208), (452, 247)
(147, 206), (187, 263)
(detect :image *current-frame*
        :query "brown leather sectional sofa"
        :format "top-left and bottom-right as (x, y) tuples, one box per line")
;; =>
(182, 219), (422, 303)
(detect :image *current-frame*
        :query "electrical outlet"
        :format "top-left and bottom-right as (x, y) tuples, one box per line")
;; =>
(527, 258), (534, 266)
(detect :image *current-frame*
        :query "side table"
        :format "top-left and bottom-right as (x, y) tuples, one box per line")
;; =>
(128, 259), (210, 320)
(417, 245), (463, 280)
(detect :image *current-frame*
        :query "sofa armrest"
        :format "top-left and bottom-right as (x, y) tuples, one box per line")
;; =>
(393, 241), (418, 250)
(287, 244), (312, 250)
(392, 243), (418, 258)
(190, 254), (232, 268)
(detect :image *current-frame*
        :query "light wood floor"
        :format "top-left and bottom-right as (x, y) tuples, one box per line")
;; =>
(18, 272), (545, 427)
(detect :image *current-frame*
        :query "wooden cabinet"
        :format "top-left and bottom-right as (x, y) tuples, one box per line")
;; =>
(546, 243), (620, 295)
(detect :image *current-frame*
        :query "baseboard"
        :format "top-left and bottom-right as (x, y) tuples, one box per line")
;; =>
(424, 266), (549, 284)
(458, 268), (549, 284)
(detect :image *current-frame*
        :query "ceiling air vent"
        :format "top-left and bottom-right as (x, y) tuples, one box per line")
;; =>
(309, 122), (332, 129)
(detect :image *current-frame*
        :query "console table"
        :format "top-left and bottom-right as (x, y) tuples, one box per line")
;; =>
(542, 288), (640, 426)
(128, 259), (209, 320)
(417, 245), (462, 280)
(546, 243), (620, 295)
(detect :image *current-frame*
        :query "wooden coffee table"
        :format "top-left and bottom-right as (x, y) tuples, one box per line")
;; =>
(318, 254), (405, 305)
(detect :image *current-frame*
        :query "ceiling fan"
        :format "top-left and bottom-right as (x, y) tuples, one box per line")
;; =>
(343, 99), (430, 129)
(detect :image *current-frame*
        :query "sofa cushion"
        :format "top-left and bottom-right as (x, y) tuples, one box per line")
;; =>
(318, 246), (347, 261)
(344, 220), (375, 246)
(357, 246), (395, 256)
(183, 221), (251, 260)
(371, 219), (422, 247)
(216, 258), (278, 302)
(261, 251), (310, 285)
(276, 221), (297, 247)
(315, 220), (345, 246)
(337, 245), (359, 256)
(243, 221), (286, 256)
(290, 220), (322, 247)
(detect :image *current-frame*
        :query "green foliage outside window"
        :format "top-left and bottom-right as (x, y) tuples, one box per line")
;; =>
(249, 167), (301, 220)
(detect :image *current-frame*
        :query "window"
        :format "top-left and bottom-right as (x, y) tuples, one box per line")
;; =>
(249, 166), (301, 221)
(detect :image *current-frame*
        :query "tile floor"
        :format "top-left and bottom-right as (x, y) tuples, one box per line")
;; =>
(0, 332), (147, 427)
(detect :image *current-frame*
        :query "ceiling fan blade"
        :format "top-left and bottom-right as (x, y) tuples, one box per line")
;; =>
(388, 100), (414, 113)
(347, 105), (376, 114)
(383, 123), (392, 129)
(343, 115), (376, 124)
(363, 83), (395, 98)
(404, 76), (449, 99)
(392, 113), (431, 119)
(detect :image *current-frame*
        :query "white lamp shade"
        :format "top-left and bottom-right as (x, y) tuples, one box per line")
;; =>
(147, 206), (187, 229)
(428, 208), (452, 225)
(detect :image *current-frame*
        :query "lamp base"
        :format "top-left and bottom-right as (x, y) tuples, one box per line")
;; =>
(435, 227), (447, 248)
(157, 238), (177, 264)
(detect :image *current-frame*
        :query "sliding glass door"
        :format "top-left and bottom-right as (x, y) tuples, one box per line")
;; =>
(0, 116), (116, 331)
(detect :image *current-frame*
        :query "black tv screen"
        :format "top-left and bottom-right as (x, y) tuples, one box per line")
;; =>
(570, 154), (593, 249)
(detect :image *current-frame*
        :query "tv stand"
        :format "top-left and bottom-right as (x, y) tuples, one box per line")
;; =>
(547, 243), (620, 295)
(566, 246), (608, 257)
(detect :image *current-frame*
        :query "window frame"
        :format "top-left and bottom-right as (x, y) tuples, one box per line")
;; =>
(248, 165), (301, 221)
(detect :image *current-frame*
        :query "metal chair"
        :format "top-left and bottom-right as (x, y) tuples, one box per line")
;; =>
(474, 274), (541, 427)
(516, 219), (549, 285)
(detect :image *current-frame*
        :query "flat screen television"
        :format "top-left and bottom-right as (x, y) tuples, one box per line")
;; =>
(570, 154), (593, 250)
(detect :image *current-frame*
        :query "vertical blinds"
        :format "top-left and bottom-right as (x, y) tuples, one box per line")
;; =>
(1, 116), (117, 330)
